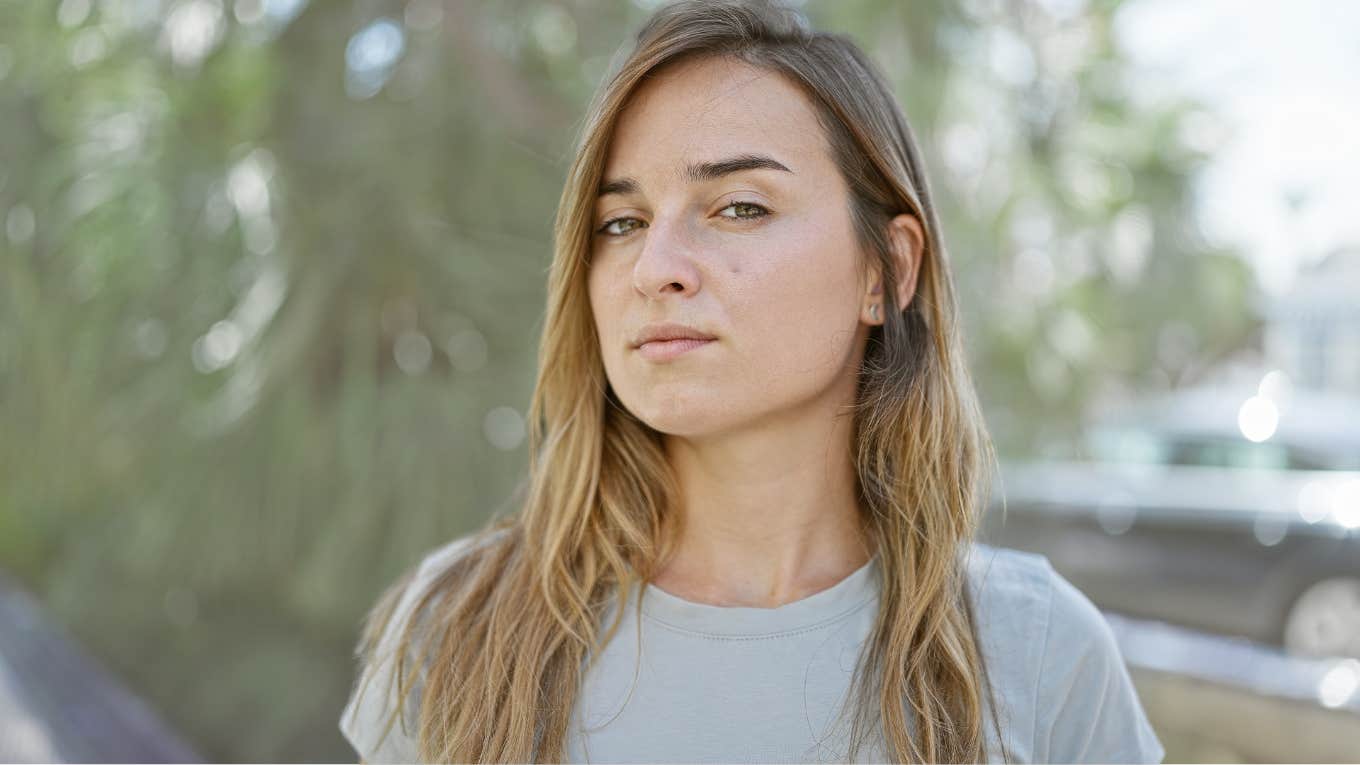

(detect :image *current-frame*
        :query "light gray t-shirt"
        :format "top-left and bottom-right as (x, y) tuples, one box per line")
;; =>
(340, 535), (1165, 763)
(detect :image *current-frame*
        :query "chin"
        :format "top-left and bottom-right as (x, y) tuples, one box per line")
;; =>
(616, 385), (743, 439)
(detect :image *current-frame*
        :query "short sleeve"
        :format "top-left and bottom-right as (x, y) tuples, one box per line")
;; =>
(338, 532), (494, 762)
(1032, 560), (1165, 764)
(338, 562), (430, 763)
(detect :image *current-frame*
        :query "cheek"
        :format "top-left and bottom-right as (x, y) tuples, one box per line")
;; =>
(586, 263), (617, 327)
(587, 262), (630, 362)
(735, 227), (862, 349)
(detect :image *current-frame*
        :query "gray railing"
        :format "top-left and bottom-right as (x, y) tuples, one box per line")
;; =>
(0, 570), (202, 763)
(1107, 610), (1360, 763)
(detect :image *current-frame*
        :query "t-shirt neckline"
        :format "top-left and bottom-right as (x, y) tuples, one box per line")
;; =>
(638, 554), (880, 638)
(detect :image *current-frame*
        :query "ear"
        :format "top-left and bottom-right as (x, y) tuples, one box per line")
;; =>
(865, 213), (926, 323)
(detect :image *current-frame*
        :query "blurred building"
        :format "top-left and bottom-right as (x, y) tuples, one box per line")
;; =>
(1263, 247), (1360, 394)
(1082, 245), (1360, 471)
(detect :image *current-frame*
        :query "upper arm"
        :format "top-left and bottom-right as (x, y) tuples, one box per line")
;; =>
(338, 531), (500, 762)
(338, 566), (432, 763)
(1032, 562), (1165, 764)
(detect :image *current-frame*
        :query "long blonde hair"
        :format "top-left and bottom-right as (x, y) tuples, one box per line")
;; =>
(353, 0), (1006, 761)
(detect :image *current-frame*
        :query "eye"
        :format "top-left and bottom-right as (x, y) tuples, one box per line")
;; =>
(597, 216), (646, 237)
(717, 201), (771, 221)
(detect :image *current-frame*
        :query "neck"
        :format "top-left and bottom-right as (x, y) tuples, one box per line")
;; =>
(651, 399), (874, 609)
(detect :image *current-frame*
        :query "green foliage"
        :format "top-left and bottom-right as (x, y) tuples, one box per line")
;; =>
(0, 0), (1253, 759)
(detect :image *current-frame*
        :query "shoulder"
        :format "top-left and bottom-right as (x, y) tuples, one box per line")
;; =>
(373, 526), (513, 655)
(963, 541), (1058, 663)
(402, 524), (519, 625)
(959, 543), (1052, 758)
(964, 541), (1053, 612)
(412, 526), (511, 588)
(963, 543), (1164, 763)
(338, 526), (513, 762)
(964, 541), (1118, 652)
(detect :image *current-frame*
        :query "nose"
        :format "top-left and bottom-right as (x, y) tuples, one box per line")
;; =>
(632, 216), (701, 299)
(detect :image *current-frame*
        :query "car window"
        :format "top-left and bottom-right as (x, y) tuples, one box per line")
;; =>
(1167, 438), (1289, 470)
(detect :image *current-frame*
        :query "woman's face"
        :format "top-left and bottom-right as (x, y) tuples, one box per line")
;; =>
(587, 55), (874, 439)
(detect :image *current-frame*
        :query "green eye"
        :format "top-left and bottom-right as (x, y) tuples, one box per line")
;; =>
(598, 217), (645, 237)
(718, 201), (770, 220)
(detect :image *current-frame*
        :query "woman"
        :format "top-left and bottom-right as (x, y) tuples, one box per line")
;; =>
(340, 1), (1165, 762)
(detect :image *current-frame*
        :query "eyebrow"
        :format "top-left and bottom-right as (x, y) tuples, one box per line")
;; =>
(597, 153), (793, 197)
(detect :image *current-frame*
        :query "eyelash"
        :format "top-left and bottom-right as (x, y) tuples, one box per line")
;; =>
(596, 201), (771, 238)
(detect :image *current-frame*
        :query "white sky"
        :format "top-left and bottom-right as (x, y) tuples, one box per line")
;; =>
(1114, 0), (1360, 296)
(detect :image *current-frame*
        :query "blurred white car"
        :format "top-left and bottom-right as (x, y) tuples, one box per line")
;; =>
(985, 381), (1360, 660)
(1085, 381), (1360, 471)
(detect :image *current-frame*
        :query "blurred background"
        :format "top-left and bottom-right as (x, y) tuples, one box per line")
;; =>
(1, 0), (1356, 761)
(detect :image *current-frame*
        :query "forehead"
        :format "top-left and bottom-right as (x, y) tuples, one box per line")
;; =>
(603, 55), (832, 182)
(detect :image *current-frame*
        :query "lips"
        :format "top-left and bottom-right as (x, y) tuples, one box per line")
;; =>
(630, 322), (717, 362)
(631, 322), (717, 349)
(635, 337), (714, 361)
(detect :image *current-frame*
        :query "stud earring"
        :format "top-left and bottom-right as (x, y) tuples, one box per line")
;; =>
(869, 304), (880, 321)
